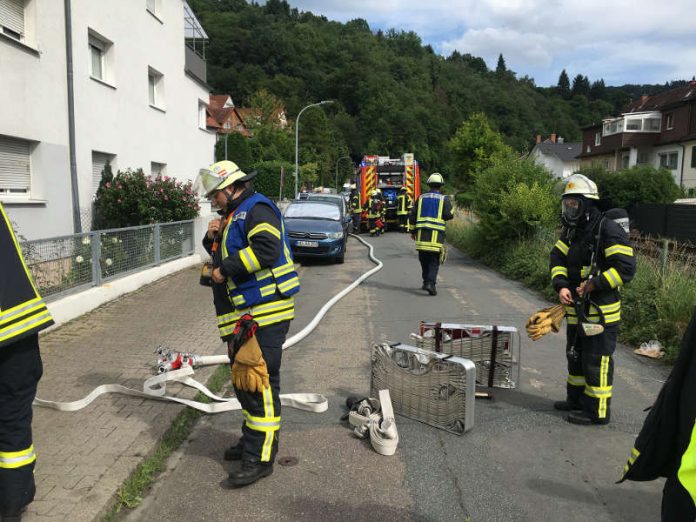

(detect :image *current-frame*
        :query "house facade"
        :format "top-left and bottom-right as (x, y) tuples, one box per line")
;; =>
(0, 0), (215, 239)
(578, 81), (696, 189)
(207, 94), (250, 137)
(529, 134), (581, 179)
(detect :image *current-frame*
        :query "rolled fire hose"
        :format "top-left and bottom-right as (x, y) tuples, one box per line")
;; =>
(347, 389), (399, 456)
(34, 234), (384, 414)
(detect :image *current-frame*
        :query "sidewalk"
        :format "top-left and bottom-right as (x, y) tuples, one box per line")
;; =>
(26, 266), (225, 522)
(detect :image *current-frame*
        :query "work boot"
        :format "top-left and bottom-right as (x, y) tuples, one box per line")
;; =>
(421, 282), (427, 290)
(226, 460), (273, 488)
(553, 400), (583, 412)
(223, 441), (243, 461)
(424, 282), (437, 296)
(567, 410), (610, 426)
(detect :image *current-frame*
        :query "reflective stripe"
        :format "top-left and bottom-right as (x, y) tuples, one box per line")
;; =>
(551, 266), (568, 279)
(232, 294), (246, 307)
(0, 445), (36, 469)
(554, 240), (569, 256)
(277, 278), (299, 294)
(272, 261), (295, 278)
(584, 385), (612, 398)
(564, 305), (577, 316)
(598, 355), (611, 418)
(677, 421), (696, 500)
(603, 267), (623, 288)
(239, 247), (262, 273)
(260, 283), (276, 297)
(581, 265), (592, 278)
(256, 268), (273, 282)
(624, 447), (641, 474)
(567, 374), (586, 386)
(567, 316), (578, 325)
(248, 223), (281, 240)
(242, 388), (280, 462)
(605, 244), (634, 258)
(415, 241), (441, 252)
(0, 308), (53, 344)
(0, 296), (42, 326)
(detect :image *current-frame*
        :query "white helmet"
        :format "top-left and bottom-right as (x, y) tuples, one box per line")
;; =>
(562, 174), (599, 200)
(427, 173), (444, 185)
(194, 160), (256, 197)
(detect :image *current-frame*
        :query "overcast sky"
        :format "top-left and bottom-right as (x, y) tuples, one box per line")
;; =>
(270, 0), (696, 87)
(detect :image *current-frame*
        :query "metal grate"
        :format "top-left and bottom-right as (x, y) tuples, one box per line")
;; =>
(415, 322), (520, 389)
(370, 343), (476, 435)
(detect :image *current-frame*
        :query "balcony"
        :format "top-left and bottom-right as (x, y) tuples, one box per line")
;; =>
(603, 112), (661, 137)
(185, 44), (206, 84)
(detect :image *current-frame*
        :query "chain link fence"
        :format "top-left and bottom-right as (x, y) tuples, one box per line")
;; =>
(20, 221), (195, 300)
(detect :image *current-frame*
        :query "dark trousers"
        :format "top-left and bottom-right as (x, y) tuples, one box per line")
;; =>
(398, 214), (408, 232)
(352, 213), (361, 233)
(565, 324), (618, 420)
(418, 250), (440, 285)
(662, 474), (696, 521)
(231, 321), (289, 464)
(368, 217), (379, 236)
(0, 334), (42, 515)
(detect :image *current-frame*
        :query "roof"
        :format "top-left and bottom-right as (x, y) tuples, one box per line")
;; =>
(209, 95), (233, 110)
(533, 141), (582, 162)
(624, 81), (696, 112)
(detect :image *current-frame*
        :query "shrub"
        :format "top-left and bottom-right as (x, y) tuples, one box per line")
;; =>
(93, 166), (199, 229)
(250, 160), (295, 200)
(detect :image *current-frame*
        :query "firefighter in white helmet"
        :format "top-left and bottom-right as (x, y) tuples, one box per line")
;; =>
(549, 173), (635, 425)
(195, 160), (300, 487)
(408, 173), (453, 295)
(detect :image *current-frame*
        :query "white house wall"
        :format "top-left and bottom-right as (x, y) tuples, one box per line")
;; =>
(652, 144), (683, 187)
(530, 149), (577, 179)
(681, 140), (696, 189)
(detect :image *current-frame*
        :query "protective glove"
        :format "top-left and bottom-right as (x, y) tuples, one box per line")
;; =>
(439, 245), (448, 265)
(231, 334), (270, 393)
(526, 304), (565, 341)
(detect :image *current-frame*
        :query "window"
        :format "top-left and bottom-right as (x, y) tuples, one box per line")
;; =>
(92, 151), (114, 197)
(198, 100), (207, 129)
(90, 42), (103, 80)
(666, 113), (674, 130)
(88, 30), (113, 84)
(637, 151), (649, 164)
(691, 146), (696, 169)
(659, 152), (678, 170)
(622, 154), (630, 169)
(148, 67), (164, 109)
(626, 119), (642, 131)
(150, 162), (166, 178)
(594, 132), (601, 146)
(0, 0), (24, 41)
(0, 134), (31, 196)
(645, 118), (661, 132)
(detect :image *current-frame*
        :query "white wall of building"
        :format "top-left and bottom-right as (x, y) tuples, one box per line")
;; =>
(0, 0), (215, 239)
(680, 140), (696, 190)
(652, 144), (683, 187)
(529, 149), (579, 179)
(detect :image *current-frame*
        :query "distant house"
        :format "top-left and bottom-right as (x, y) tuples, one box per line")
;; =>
(578, 81), (696, 189)
(207, 95), (249, 137)
(237, 107), (288, 130)
(529, 134), (582, 179)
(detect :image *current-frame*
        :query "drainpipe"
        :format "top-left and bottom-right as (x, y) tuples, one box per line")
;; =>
(679, 143), (686, 189)
(64, 0), (81, 233)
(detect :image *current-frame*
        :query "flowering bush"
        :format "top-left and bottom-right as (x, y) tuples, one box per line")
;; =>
(92, 165), (200, 229)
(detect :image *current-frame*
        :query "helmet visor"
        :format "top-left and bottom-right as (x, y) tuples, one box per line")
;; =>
(562, 197), (584, 224)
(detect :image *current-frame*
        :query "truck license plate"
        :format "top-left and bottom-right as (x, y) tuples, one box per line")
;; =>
(296, 240), (318, 248)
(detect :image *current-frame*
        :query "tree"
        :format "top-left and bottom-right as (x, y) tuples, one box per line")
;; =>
(557, 69), (570, 99)
(571, 74), (590, 97)
(495, 53), (507, 76)
(589, 79), (606, 100)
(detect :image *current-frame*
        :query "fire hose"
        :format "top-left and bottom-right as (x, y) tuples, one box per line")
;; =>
(34, 233), (384, 415)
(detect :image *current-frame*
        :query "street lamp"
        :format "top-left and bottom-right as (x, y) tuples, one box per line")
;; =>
(294, 100), (333, 197)
(335, 155), (352, 191)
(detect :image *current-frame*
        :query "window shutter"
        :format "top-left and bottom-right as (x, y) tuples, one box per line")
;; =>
(0, 0), (24, 36)
(0, 135), (31, 193)
(92, 152), (110, 195)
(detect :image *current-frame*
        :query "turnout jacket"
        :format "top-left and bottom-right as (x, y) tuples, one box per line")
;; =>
(408, 190), (454, 252)
(0, 203), (54, 348)
(202, 189), (299, 339)
(396, 192), (411, 216)
(350, 191), (362, 214)
(620, 310), (696, 505)
(549, 210), (636, 325)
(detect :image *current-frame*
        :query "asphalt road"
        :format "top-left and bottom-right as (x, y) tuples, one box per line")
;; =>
(126, 232), (667, 522)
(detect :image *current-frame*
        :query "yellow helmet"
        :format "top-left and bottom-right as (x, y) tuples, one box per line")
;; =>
(427, 173), (444, 185)
(194, 160), (255, 197)
(562, 174), (599, 200)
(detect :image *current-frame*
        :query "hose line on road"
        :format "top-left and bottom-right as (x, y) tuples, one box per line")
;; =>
(34, 234), (383, 414)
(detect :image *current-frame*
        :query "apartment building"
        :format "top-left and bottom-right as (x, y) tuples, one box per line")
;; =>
(0, 0), (215, 239)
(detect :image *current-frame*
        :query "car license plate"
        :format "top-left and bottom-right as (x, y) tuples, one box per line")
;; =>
(296, 240), (318, 248)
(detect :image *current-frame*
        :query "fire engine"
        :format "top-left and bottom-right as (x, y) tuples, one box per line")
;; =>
(356, 153), (421, 229)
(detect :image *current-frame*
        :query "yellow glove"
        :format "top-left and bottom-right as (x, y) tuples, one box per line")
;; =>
(231, 334), (270, 393)
(526, 304), (565, 341)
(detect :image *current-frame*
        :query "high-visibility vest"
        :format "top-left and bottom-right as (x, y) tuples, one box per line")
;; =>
(218, 193), (299, 333)
(413, 192), (447, 252)
(0, 203), (54, 348)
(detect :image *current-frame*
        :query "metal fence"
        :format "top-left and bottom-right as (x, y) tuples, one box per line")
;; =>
(630, 203), (696, 243)
(20, 220), (195, 300)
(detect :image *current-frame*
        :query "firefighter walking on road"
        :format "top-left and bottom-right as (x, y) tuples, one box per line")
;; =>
(549, 174), (635, 425)
(408, 173), (453, 296)
(0, 203), (54, 521)
(367, 189), (383, 237)
(196, 160), (300, 488)
(350, 184), (362, 234)
(396, 187), (410, 232)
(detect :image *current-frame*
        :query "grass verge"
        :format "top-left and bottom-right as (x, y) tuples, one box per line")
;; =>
(101, 363), (231, 521)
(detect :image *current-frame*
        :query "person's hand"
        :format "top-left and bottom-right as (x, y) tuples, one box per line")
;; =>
(577, 279), (595, 297)
(559, 288), (573, 305)
(207, 219), (221, 240)
(212, 267), (226, 284)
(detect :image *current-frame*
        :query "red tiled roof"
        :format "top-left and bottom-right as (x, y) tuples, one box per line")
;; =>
(209, 94), (232, 111)
(624, 81), (696, 113)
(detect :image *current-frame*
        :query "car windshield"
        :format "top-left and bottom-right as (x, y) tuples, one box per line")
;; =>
(284, 202), (341, 221)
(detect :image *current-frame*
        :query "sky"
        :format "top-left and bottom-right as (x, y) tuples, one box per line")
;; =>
(266, 0), (696, 87)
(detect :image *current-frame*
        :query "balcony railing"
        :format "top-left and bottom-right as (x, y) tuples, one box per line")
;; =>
(185, 44), (206, 84)
(603, 112), (661, 136)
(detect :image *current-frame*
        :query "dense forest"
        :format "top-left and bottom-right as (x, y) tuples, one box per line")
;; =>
(189, 0), (685, 186)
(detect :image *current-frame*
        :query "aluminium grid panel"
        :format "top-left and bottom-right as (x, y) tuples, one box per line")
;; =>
(416, 322), (520, 389)
(370, 343), (476, 435)
(159, 221), (195, 262)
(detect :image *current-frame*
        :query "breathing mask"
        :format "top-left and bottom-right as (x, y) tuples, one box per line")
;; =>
(561, 196), (585, 227)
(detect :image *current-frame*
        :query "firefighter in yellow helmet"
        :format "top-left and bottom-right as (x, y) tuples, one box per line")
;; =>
(396, 186), (411, 232)
(549, 173), (635, 425)
(0, 203), (54, 519)
(195, 160), (300, 487)
(408, 173), (453, 295)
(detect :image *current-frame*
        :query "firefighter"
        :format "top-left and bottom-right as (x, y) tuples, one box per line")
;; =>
(350, 184), (362, 234)
(196, 160), (300, 488)
(408, 173), (453, 295)
(367, 189), (382, 237)
(549, 174), (635, 425)
(0, 203), (54, 520)
(396, 187), (410, 232)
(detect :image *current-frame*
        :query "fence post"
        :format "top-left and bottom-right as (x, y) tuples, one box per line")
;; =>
(154, 224), (161, 265)
(91, 231), (102, 286)
(660, 239), (669, 277)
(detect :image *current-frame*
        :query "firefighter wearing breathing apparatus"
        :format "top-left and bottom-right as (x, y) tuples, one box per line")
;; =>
(0, 203), (54, 521)
(408, 173), (453, 296)
(549, 174), (635, 426)
(196, 160), (300, 488)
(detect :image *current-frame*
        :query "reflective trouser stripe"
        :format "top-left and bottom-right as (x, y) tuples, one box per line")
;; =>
(0, 445), (36, 469)
(243, 387), (280, 462)
(584, 355), (612, 419)
(567, 374), (586, 386)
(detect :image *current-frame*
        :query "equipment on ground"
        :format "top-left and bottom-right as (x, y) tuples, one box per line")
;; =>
(346, 389), (399, 456)
(355, 154), (420, 230)
(526, 304), (565, 341)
